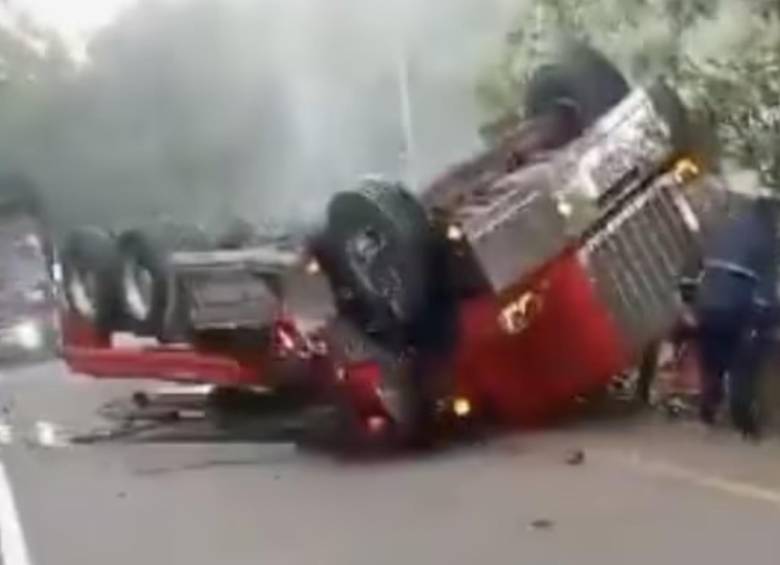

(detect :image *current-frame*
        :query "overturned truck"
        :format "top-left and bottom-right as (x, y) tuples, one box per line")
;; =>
(59, 44), (730, 446)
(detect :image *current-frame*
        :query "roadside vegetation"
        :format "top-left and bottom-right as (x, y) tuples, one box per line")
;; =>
(477, 0), (780, 187)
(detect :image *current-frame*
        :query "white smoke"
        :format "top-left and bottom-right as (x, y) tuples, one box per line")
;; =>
(0, 0), (523, 235)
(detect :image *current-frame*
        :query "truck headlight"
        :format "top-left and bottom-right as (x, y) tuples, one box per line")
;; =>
(453, 397), (472, 418)
(446, 224), (464, 241)
(305, 258), (321, 275)
(557, 200), (574, 218)
(13, 321), (43, 350)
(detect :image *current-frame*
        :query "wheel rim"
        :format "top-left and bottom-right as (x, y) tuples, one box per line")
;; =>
(345, 227), (408, 322)
(123, 258), (154, 322)
(371, 264), (406, 320)
(551, 96), (583, 134)
(69, 269), (98, 320)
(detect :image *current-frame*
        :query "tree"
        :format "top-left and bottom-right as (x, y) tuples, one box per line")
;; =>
(477, 0), (780, 187)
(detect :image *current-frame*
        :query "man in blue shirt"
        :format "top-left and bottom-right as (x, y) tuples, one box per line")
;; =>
(694, 189), (779, 438)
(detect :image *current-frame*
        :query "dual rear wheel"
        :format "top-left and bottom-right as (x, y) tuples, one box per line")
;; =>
(61, 224), (210, 339)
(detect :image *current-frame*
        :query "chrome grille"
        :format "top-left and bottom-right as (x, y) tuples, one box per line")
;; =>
(579, 173), (721, 352)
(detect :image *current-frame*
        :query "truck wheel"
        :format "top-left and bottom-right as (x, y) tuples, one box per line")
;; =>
(321, 179), (433, 343)
(61, 226), (122, 331)
(117, 224), (210, 337)
(525, 41), (629, 139)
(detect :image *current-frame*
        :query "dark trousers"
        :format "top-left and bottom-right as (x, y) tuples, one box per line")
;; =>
(697, 309), (769, 434)
(731, 330), (772, 434)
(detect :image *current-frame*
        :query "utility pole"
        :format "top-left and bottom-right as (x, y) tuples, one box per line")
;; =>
(394, 15), (418, 191)
(531, 3), (546, 60)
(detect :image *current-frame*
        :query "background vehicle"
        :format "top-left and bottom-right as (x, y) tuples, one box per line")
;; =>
(58, 43), (730, 446)
(0, 174), (59, 364)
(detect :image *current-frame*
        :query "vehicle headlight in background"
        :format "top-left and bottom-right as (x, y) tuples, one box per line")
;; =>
(13, 321), (43, 350)
(51, 262), (64, 284)
(305, 258), (321, 275)
(23, 288), (47, 304)
(24, 234), (43, 252)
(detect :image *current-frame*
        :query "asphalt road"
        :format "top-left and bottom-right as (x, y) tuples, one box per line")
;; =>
(1, 360), (780, 565)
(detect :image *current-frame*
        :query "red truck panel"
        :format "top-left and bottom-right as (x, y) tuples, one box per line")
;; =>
(452, 250), (630, 425)
(62, 313), (281, 387)
(64, 345), (265, 386)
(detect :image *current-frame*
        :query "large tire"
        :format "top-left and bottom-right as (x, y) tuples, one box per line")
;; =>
(61, 226), (122, 332)
(525, 41), (629, 139)
(320, 179), (434, 344)
(117, 223), (211, 338)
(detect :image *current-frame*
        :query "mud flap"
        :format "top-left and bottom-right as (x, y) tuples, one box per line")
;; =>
(324, 318), (432, 450)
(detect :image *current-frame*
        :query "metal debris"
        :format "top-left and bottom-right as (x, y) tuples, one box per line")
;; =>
(530, 518), (555, 531)
(565, 449), (586, 466)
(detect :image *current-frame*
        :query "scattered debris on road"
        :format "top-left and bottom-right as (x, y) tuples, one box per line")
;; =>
(565, 449), (585, 466)
(529, 518), (555, 531)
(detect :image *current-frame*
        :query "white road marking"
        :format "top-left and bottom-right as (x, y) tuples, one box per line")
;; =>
(32, 422), (69, 449)
(0, 460), (33, 565)
(0, 369), (32, 564)
(604, 449), (780, 508)
(0, 423), (12, 446)
(153, 384), (214, 396)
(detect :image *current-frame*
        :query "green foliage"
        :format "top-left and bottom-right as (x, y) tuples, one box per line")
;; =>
(477, 0), (780, 187)
(677, 10), (780, 187)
